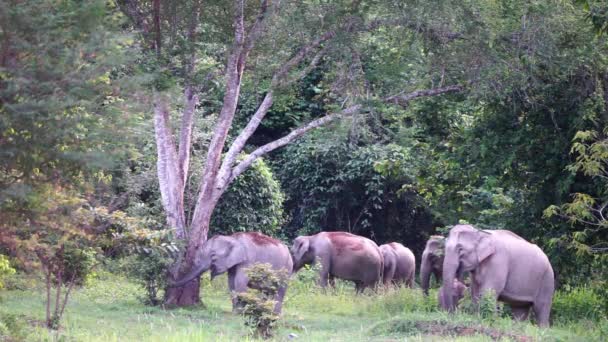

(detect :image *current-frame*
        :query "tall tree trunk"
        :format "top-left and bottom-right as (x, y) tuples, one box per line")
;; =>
(163, 198), (218, 306)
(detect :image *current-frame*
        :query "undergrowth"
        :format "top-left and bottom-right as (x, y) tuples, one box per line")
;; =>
(0, 267), (606, 341)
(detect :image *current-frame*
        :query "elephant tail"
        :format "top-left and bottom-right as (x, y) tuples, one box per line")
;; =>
(378, 247), (384, 285)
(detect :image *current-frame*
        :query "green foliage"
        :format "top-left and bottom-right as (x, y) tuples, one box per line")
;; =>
(236, 263), (289, 339)
(108, 212), (179, 305)
(212, 158), (285, 236)
(0, 313), (27, 342)
(366, 287), (439, 316)
(0, 255), (15, 290)
(119, 253), (173, 306)
(277, 132), (434, 252)
(552, 286), (606, 323)
(459, 289), (504, 322)
(575, 0), (608, 35)
(289, 261), (323, 295)
(0, 0), (134, 198)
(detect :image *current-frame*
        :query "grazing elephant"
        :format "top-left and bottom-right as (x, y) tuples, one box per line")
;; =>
(438, 279), (468, 308)
(171, 232), (293, 313)
(291, 231), (383, 292)
(379, 242), (416, 287)
(420, 235), (446, 296)
(441, 225), (555, 327)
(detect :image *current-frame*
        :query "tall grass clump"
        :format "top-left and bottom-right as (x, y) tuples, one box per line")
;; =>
(552, 286), (606, 323)
(365, 287), (439, 316)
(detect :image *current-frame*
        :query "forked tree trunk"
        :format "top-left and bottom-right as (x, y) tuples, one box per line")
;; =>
(164, 201), (217, 306)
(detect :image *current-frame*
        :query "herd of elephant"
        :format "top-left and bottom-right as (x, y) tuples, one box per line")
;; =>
(172, 224), (555, 327)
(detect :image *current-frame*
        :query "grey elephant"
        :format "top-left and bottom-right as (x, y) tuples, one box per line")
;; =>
(441, 225), (555, 327)
(438, 279), (468, 308)
(291, 231), (383, 292)
(420, 235), (446, 296)
(379, 242), (416, 287)
(171, 232), (293, 313)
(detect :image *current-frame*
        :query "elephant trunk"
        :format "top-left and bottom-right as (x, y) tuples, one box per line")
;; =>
(420, 251), (432, 296)
(441, 246), (459, 312)
(169, 261), (210, 288)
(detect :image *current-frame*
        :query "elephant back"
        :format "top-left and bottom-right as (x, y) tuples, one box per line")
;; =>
(234, 232), (293, 273)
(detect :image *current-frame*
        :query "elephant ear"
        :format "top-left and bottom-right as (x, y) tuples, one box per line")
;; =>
(224, 238), (247, 270)
(294, 238), (310, 261)
(476, 233), (495, 263)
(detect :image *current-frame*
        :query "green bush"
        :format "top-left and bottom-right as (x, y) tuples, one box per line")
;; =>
(237, 263), (289, 339)
(289, 260), (322, 295)
(120, 251), (173, 306)
(459, 289), (504, 321)
(0, 255), (16, 290)
(552, 286), (606, 323)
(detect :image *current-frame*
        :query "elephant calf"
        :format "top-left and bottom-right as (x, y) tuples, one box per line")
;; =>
(171, 232), (293, 314)
(438, 279), (468, 308)
(291, 231), (383, 292)
(379, 242), (416, 287)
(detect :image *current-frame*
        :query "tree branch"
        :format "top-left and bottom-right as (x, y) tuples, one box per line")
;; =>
(177, 86), (198, 187)
(189, 0), (248, 246)
(385, 84), (464, 108)
(227, 104), (362, 187)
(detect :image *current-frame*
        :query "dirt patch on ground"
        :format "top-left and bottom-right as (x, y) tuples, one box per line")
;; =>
(371, 319), (533, 341)
(417, 321), (532, 341)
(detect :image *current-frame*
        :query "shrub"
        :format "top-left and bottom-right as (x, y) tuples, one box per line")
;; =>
(0, 255), (16, 290)
(552, 286), (605, 323)
(459, 289), (503, 321)
(289, 260), (322, 296)
(236, 263), (289, 339)
(121, 251), (173, 306)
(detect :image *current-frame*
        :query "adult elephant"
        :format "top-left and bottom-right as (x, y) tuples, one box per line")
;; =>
(291, 231), (383, 292)
(441, 225), (555, 327)
(171, 232), (293, 314)
(379, 242), (416, 287)
(420, 235), (446, 296)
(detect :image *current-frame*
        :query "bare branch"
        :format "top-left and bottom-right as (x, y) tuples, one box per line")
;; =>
(279, 45), (329, 87)
(271, 30), (337, 86)
(189, 0), (247, 246)
(177, 86), (198, 186)
(385, 84), (463, 108)
(153, 0), (161, 56)
(227, 104), (362, 187)
(215, 91), (274, 191)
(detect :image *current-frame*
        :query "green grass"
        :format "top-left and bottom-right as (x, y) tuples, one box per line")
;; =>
(1, 271), (607, 341)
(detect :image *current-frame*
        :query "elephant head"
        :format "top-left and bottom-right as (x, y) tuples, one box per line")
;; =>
(291, 236), (314, 272)
(441, 225), (494, 311)
(420, 236), (445, 296)
(171, 235), (247, 287)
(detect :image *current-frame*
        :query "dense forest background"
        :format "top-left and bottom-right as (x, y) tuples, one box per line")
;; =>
(1, 0), (608, 313)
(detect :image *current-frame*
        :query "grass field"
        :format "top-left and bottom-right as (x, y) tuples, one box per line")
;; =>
(1, 269), (606, 341)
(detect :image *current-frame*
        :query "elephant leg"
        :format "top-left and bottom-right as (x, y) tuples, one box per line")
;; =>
(533, 271), (554, 327)
(328, 275), (336, 288)
(406, 272), (415, 288)
(511, 305), (530, 321)
(231, 267), (249, 313)
(273, 285), (287, 314)
(354, 281), (365, 294)
(317, 257), (331, 288)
